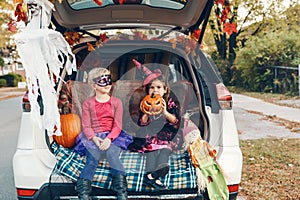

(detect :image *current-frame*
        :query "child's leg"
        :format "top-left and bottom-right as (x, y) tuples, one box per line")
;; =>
(106, 145), (128, 200)
(144, 150), (169, 190)
(156, 149), (171, 168)
(145, 150), (159, 173)
(77, 148), (104, 200)
(80, 148), (104, 180)
(106, 144), (126, 176)
(151, 148), (171, 179)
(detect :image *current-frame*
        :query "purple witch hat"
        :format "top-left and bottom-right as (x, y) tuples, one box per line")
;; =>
(132, 59), (162, 86)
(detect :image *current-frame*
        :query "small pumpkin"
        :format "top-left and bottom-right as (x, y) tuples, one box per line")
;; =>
(140, 93), (163, 115)
(53, 103), (81, 148)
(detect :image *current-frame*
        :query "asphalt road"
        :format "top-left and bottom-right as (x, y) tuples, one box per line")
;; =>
(234, 106), (300, 140)
(232, 93), (300, 140)
(0, 96), (22, 200)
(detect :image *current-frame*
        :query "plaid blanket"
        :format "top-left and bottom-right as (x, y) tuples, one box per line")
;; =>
(51, 143), (197, 192)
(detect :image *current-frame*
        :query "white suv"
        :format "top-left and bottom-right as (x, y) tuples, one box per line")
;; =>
(13, 0), (242, 199)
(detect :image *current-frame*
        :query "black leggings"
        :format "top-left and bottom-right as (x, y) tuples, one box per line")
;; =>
(145, 148), (171, 179)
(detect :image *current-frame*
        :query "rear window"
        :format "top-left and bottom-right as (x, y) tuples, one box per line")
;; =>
(75, 44), (192, 84)
(68, 0), (187, 10)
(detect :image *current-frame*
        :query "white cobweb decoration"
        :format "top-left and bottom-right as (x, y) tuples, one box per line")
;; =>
(14, 0), (76, 136)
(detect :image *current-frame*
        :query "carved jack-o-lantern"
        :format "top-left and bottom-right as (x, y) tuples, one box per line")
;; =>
(140, 93), (163, 115)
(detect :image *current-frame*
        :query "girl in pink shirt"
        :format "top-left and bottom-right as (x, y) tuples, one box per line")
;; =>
(75, 67), (131, 200)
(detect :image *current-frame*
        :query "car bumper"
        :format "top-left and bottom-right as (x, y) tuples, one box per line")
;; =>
(17, 183), (239, 200)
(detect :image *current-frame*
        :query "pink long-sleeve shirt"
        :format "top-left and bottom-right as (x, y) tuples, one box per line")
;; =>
(81, 96), (123, 141)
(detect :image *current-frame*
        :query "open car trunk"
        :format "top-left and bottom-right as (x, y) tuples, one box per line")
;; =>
(47, 36), (211, 199)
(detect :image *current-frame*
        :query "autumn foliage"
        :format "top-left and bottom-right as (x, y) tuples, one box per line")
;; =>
(214, 0), (237, 36)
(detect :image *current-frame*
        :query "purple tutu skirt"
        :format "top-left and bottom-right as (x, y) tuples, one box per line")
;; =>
(73, 130), (133, 156)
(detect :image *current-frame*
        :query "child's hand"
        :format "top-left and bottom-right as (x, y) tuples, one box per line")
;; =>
(92, 136), (103, 148)
(162, 98), (168, 115)
(161, 99), (177, 124)
(99, 137), (111, 150)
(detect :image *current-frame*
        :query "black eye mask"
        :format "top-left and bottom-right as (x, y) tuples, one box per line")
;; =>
(93, 75), (112, 87)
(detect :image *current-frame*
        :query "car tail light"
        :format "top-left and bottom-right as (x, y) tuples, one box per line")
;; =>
(216, 83), (232, 110)
(22, 90), (44, 114)
(228, 184), (239, 193)
(22, 91), (31, 112)
(16, 188), (37, 197)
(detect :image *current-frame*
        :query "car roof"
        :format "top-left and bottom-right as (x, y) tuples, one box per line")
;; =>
(52, 0), (212, 33)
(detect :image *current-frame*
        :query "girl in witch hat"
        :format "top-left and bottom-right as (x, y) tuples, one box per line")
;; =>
(129, 59), (181, 190)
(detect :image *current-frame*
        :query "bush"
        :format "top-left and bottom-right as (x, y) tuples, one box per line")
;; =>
(211, 53), (243, 87)
(234, 30), (300, 94)
(0, 79), (6, 87)
(0, 73), (23, 87)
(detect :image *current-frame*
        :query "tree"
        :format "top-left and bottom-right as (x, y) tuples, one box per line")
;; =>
(0, 0), (15, 48)
(0, 56), (4, 66)
(234, 4), (300, 94)
(0, 0), (15, 69)
(204, 0), (292, 85)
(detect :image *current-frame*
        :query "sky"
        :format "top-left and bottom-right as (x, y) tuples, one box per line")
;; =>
(237, 0), (299, 26)
(238, 0), (297, 18)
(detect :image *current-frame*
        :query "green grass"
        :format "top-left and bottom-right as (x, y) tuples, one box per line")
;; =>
(239, 138), (300, 199)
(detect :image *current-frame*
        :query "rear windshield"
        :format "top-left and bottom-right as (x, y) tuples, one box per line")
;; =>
(67, 0), (187, 10)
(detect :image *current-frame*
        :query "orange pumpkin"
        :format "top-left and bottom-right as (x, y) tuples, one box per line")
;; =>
(53, 113), (81, 148)
(140, 93), (163, 115)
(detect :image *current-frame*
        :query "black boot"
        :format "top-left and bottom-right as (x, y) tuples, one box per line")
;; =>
(76, 178), (92, 200)
(112, 174), (128, 200)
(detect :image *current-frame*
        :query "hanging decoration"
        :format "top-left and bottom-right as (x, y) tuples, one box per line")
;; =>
(93, 0), (103, 6)
(95, 33), (109, 47)
(63, 32), (83, 46)
(182, 113), (229, 199)
(14, 0), (76, 136)
(14, 3), (28, 22)
(7, 20), (18, 33)
(85, 33), (109, 51)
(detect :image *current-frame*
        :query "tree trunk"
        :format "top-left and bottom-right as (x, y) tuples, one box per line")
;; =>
(228, 32), (237, 64)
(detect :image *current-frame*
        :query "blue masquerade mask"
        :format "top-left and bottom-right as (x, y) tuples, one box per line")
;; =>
(93, 75), (112, 87)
